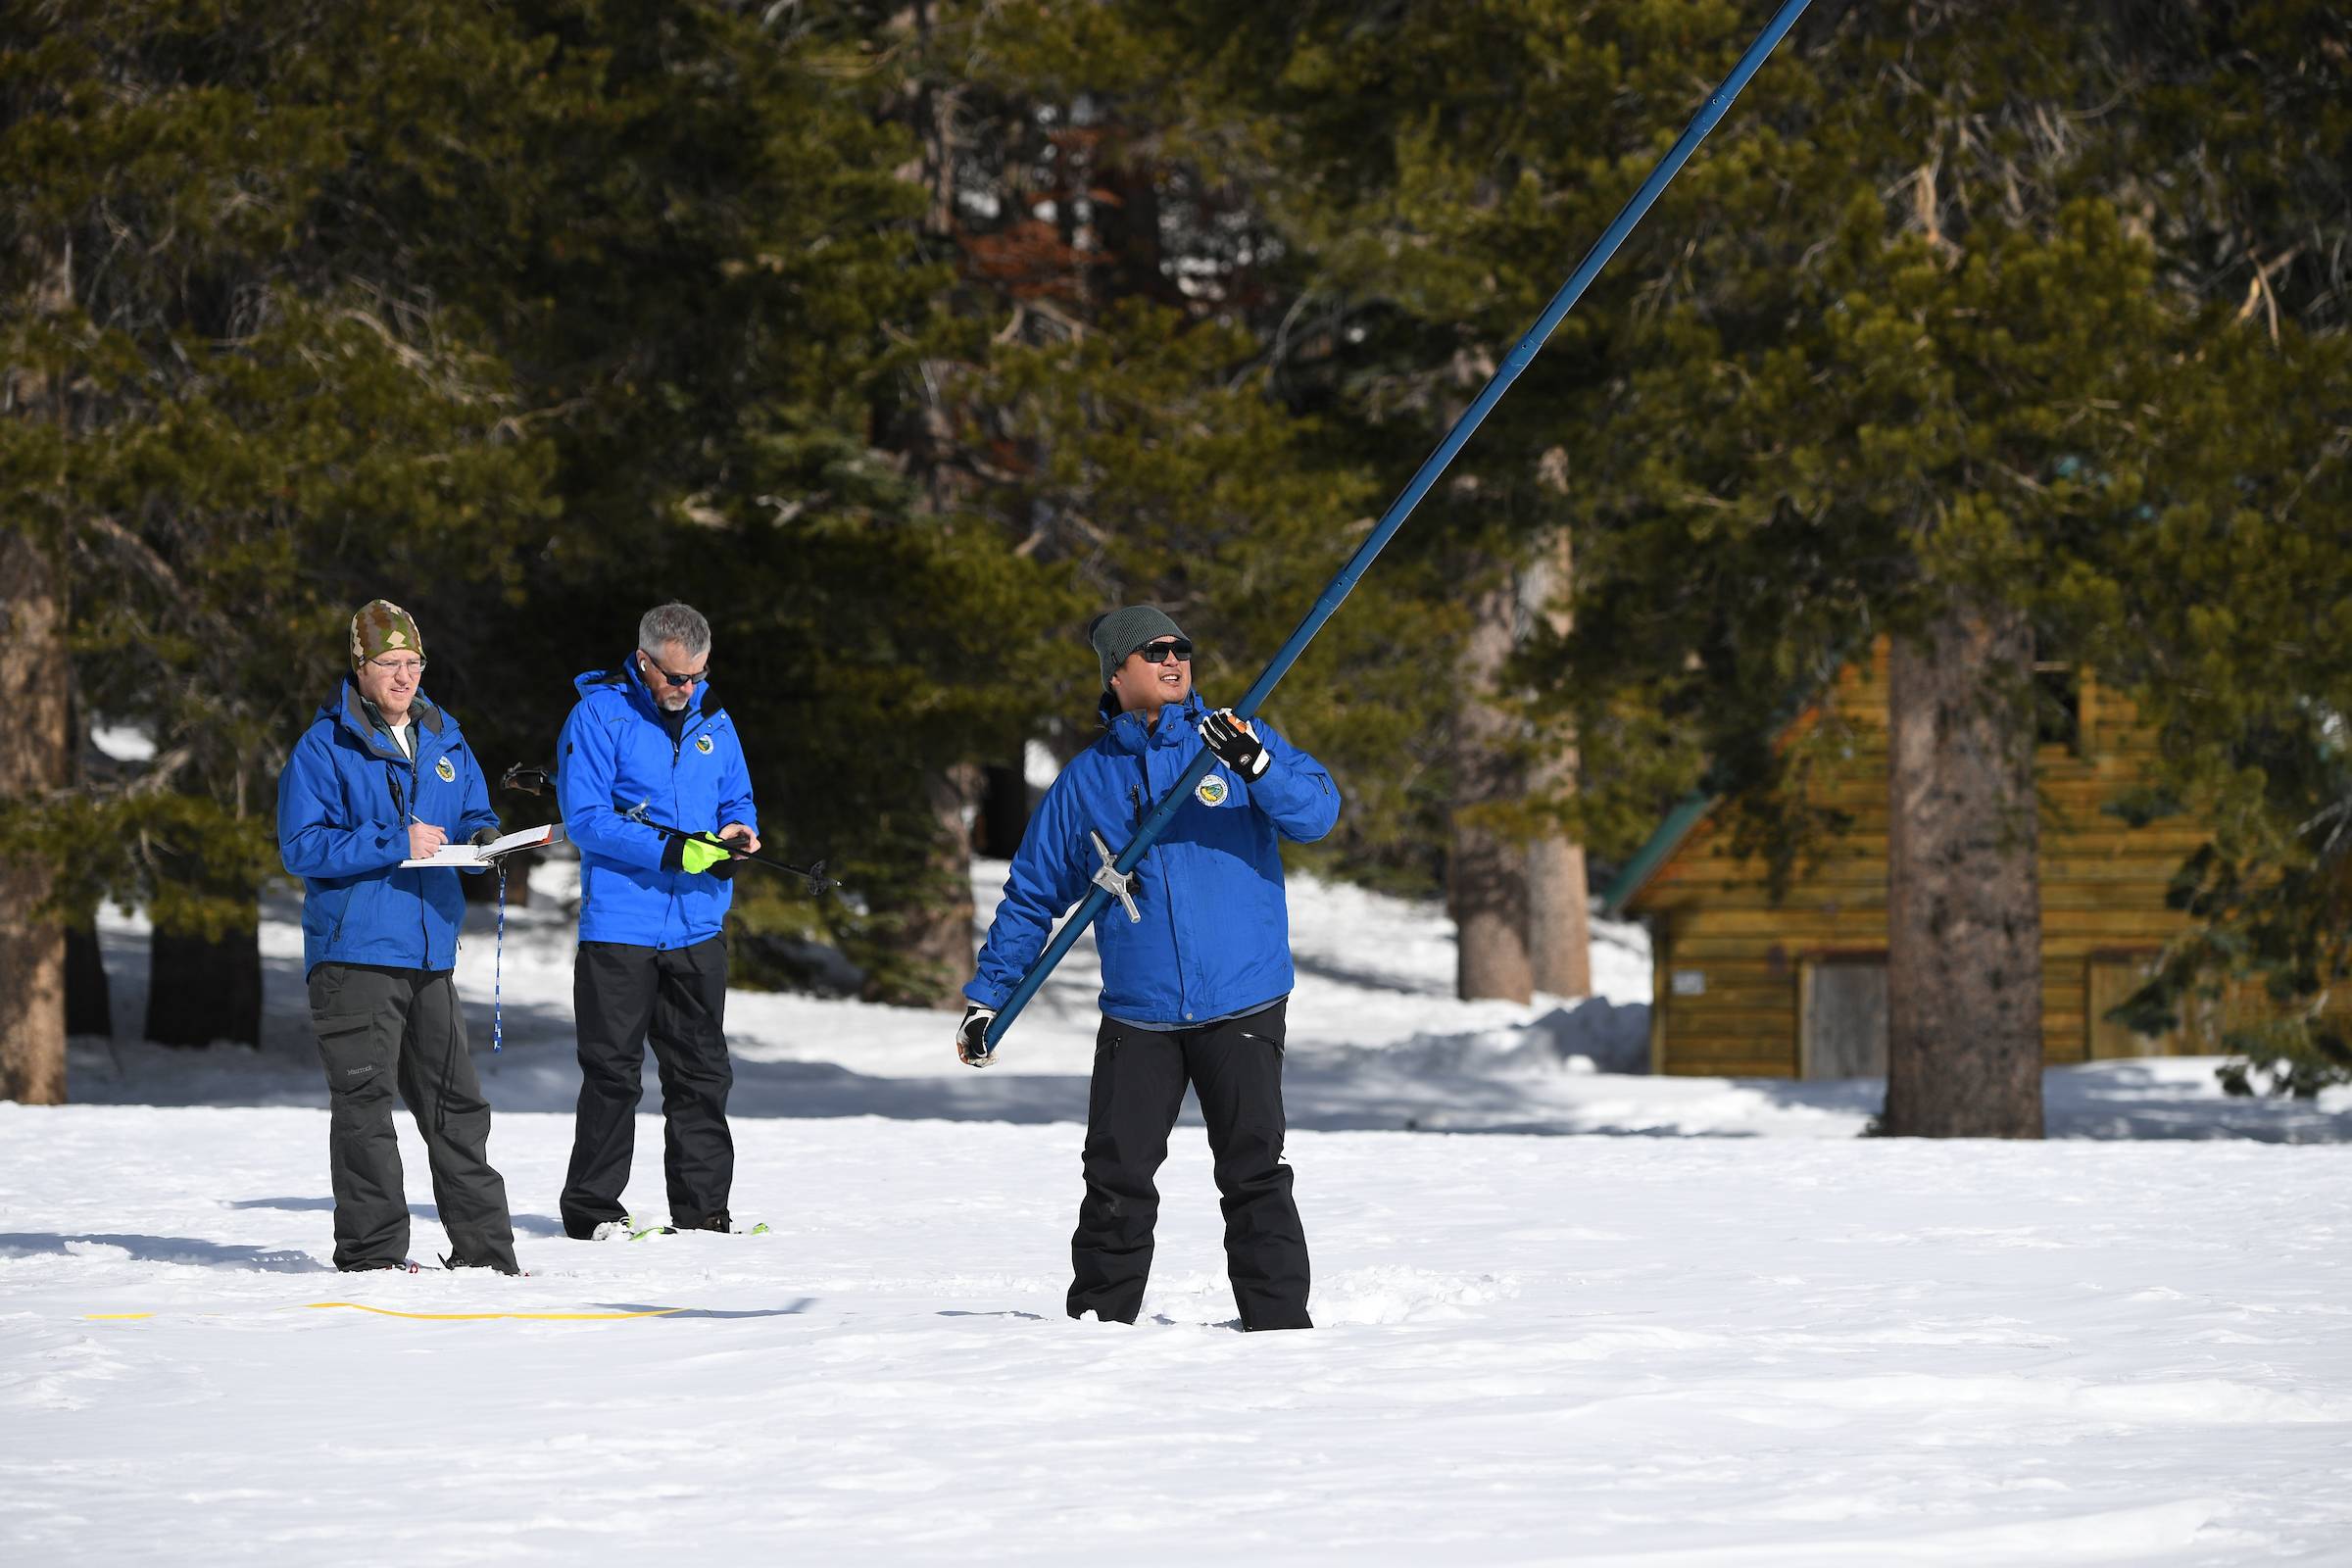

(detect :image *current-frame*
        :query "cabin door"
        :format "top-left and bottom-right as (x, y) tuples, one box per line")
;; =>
(1802, 958), (1887, 1079)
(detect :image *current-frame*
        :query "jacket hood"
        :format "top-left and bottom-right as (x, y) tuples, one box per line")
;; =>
(1100, 691), (1206, 757)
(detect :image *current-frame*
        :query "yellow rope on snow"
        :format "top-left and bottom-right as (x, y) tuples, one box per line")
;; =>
(303, 1301), (683, 1321)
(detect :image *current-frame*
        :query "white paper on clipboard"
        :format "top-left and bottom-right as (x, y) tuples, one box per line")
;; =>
(400, 822), (564, 868)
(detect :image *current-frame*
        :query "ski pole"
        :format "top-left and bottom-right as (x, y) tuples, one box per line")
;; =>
(618, 801), (836, 898)
(980, 0), (1816, 1057)
(500, 763), (835, 896)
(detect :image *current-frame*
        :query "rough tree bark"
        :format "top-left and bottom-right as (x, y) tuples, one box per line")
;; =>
(906, 762), (984, 1010)
(850, 766), (988, 1010)
(1450, 564), (1533, 1003)
(0, 525), (72, 1102)
(1, 235), (74, 1103)
(1883, 600), (2044, 1138)
(1527, 835), (1591, 997)
(1523, 530), (1590, 998)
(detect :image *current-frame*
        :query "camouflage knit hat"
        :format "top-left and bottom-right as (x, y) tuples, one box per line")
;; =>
(1087, 605), (1186, 689)
(349, 599), (423, 669)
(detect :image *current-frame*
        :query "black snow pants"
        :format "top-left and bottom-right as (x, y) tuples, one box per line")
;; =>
(561, 936), (734, 1238)
(307, 963), (518, 1274)
(1068, 1001), (1311, 1331)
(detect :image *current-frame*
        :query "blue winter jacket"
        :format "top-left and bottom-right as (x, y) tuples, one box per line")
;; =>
(967, 693), (1340, 1028)
(277, 682), (501, 978)
(557, 659), (759, 949)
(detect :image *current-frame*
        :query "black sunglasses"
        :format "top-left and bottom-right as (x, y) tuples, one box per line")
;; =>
(641, 652), (711, 688)
(1133, 639), (1193, 665)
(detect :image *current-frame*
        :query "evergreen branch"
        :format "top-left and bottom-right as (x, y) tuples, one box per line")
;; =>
(74, 514), (240, 651)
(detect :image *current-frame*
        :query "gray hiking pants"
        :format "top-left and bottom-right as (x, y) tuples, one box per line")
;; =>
(307, 963), (517, 1273)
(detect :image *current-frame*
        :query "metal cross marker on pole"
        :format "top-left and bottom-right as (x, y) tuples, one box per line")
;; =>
(981, 0), (1818, 1056)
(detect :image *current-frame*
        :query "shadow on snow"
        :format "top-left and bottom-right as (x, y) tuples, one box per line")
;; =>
(0, 1232), (330, 1272)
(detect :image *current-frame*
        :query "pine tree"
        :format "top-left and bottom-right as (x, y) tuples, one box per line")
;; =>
(0, 1), (561, 1088)
(1546, 2), (2351, 1124)
(2053, 2), (2352, 1094)
(0, 1), (1067, 1046)
(1079, 0), (1744, 988)
(837, 0), (1452, 1007)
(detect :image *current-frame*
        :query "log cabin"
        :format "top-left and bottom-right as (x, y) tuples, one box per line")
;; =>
(1601, 638), (2223, 1078)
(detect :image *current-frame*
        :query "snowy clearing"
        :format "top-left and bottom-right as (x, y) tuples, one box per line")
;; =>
(5, 860), (2352, 1564)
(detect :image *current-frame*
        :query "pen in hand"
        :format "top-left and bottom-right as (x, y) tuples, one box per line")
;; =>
(407, 810), (448, 860)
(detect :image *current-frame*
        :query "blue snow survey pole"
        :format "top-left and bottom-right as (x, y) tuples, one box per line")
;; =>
(984, 0), (1817, 1054)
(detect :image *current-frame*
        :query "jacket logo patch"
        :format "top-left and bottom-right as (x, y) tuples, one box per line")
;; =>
(696, 734), (714, 755)
(434, 757), (457, 783)
(1195, 775), (1230, 808)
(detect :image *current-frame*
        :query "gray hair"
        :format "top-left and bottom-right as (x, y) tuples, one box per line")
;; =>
(638, 602), (711, 660)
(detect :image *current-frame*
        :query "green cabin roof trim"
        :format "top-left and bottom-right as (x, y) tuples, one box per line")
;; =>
(1600, 791), (1716, 917)
(1600, 642), (1886, 919)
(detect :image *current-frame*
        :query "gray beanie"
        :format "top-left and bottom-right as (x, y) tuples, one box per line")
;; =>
(1088, 605), (1187, 688)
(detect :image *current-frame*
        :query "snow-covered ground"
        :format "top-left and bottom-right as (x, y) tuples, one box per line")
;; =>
(6, 859), (2352, 1564)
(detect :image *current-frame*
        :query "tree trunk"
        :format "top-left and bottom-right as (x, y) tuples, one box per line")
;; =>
(1528, 837), (1592, 999)
(1096, 153), (1185, 310)
(1523, 529), (1591, 998)
(858, 764), (983, 1010)
(1, 234), (74, 1102)
(1882, 600), (2044, 1138)
(65, 917), (112, 1038)
(0, 525), (72, 1102)
(915, 761), (983, 1008)
(976, 760), (1032, 859)
(146, 905), (264, 1048)
(1449, 565), (1532, 1003)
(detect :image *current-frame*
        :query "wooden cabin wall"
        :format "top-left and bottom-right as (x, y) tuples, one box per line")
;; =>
(1636, 642), (2213, 1076)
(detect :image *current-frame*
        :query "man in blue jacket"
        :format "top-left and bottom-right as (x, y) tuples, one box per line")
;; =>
(959, 606), (1340, 1330)
(556, 601), (760, 1240)
(276, 599), (519, 1274)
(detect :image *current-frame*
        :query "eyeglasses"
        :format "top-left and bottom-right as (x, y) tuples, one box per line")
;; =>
(1134, 639), (1193, 665)
(641, 652), (710, 688)
(368, 657), (426, 678)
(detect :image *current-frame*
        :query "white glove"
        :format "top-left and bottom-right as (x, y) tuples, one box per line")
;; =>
(956, 1004), (999, 1067)
(1199, 708), (1270, 779)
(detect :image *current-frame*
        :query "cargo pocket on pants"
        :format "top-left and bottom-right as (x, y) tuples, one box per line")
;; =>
(313, 1013), (386, 1093)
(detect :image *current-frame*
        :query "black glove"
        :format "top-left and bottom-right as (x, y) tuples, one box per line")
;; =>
(708, 828), (750, 880)
(661, 832), (733, 875)
(956, 1004), (998, 1067)
(1199, 708), (1270, 780)
(469, 826), (504, 849)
